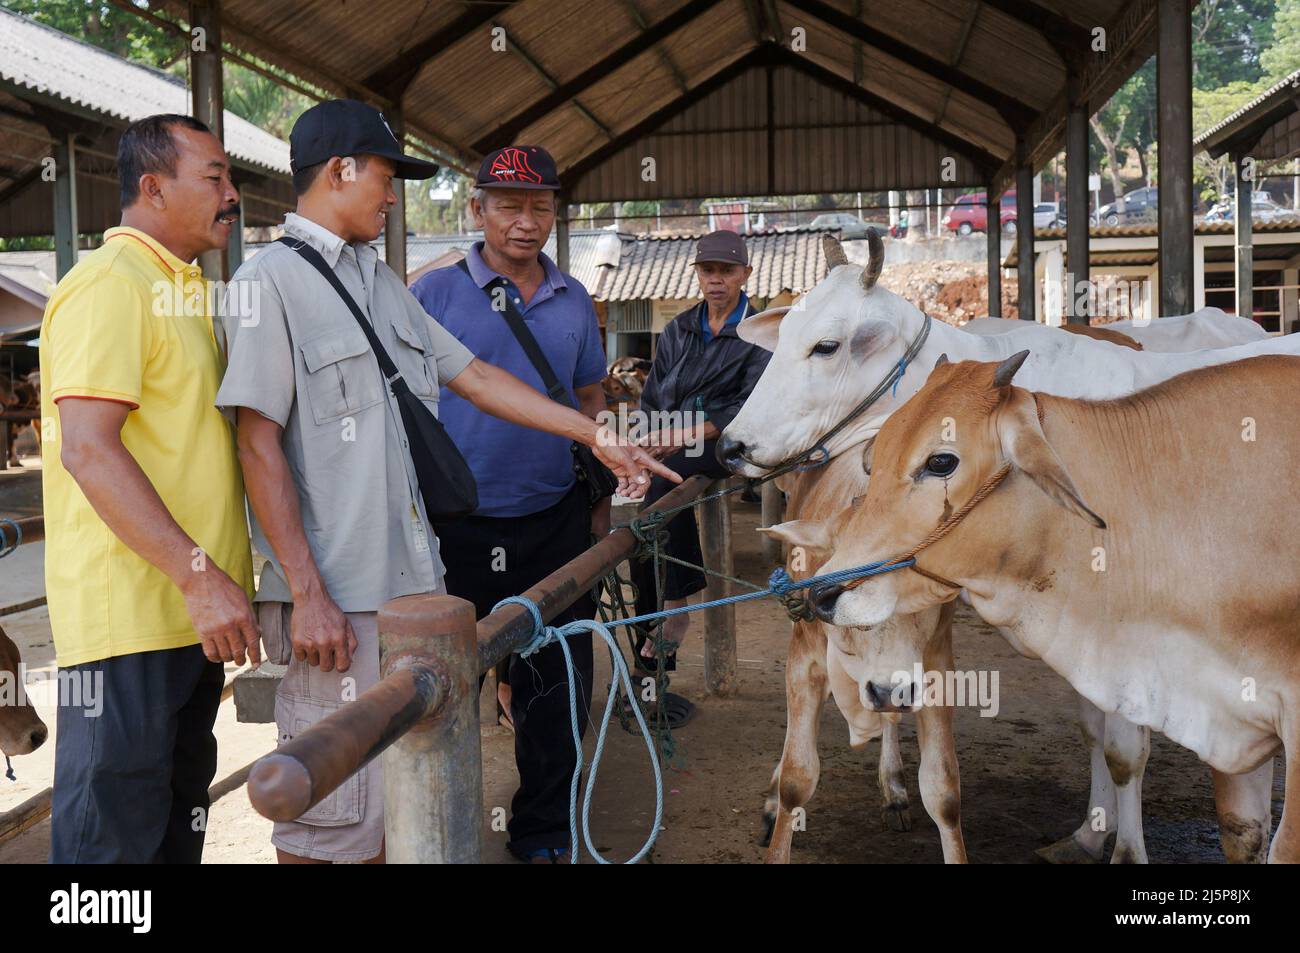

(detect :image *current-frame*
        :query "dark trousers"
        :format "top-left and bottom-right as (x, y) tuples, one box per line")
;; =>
(49, 643), (223, 864)
(434, 484), (594, 855)
(629, 440), (730, 669)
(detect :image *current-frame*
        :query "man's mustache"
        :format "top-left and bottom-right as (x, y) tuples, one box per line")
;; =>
(216, 203), (241, 222)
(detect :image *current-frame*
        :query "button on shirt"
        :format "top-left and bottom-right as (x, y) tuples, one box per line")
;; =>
(216, 213), (475, 612)
(410, 242), (607, 518)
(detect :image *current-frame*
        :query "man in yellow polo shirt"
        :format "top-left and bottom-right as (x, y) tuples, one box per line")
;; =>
(40, 114), (257, 863)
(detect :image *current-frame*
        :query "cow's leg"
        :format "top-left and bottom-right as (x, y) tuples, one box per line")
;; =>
(914, 622), (966, 862)
(1212, 760), (1273, 863)
(876, 715), (911, 831)
(1103, 714), (1149, 864)
(1268, 733), (1299, 863)
(1037, 694), (1117, 863)
(764, 621), (829, 864)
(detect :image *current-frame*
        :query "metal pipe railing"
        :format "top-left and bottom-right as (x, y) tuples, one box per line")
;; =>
(246, 474), (716, 862)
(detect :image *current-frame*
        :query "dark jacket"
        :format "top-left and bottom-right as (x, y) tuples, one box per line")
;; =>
(640, 297), (771, 433)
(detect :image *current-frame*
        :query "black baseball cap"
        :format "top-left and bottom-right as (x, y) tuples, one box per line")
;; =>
(694, 229), (749, 266)
(475, 145), (560, 190)
(290, 99), (439, 179)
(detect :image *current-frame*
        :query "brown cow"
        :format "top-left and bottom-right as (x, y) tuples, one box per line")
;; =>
(810, 353), (1300, 863)
(0, 622), (48, 757)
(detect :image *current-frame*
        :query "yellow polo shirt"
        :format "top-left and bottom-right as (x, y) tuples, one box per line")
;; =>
(40, 227), (253, 667)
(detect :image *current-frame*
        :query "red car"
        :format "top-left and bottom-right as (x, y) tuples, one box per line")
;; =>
(942, 190), (1018, 235)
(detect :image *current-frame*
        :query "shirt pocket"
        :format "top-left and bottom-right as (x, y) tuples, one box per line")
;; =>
(299, 327), (383, 424)
(390, 317), (438, 399)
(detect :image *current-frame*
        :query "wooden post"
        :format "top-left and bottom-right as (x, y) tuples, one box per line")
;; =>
(986, 190), (1001, 317)
(1016, 137), (1036, 322)
(1157, 0), (1194, 317)
(189, 0), (226, 280)
(1233, 149), (1253, 321)
(384, 108), (408, 283)
(52, 130), (78, 280)
(556, 196), (571, 273)
(1066, 94), (1090, 325)
(699, 480), (736, 696)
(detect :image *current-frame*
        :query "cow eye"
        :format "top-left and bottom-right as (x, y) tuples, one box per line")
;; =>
(923, 452), (959, 477)
(812, 340), (840, 356)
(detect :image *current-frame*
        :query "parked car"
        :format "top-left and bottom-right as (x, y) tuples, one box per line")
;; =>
(1094, 186), (1158, 226)
(1033, 201), (1065, 229)
(942, 190), (1018, 235)
(810, 211), (872, 239)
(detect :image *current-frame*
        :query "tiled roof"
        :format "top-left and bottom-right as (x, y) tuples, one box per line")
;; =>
(597, 226), (835, 302)
(1194, 69), (1300, 148)
(0, 9), (289, 175)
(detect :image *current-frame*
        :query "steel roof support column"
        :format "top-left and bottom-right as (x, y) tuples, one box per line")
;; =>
(986, 189), (1002, 317)
(1066, 97), (1090, 325)
(1157, 0), (1193, 317)
(1233, 149), (1254, 322)
(1016, 137), (1035, 321)
(189, 0), (226, 280)
(52, 130), (78, 279)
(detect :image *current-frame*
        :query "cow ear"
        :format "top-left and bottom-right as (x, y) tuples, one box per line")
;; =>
(933, 352), (950, 370)
(758, 519), (832, 556)
(738, 306), (790, 352)
(997, 390), (1106, 529)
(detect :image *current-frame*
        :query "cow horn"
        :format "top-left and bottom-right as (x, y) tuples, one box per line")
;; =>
(861, 227), (883, 291)
(992, 350), (1030, 388)
(822, 233), (848, 272)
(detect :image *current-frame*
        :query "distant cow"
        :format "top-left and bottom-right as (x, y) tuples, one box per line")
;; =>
(602, 357), (652, 411)
(1, 368), (40, 467)
(0, 623), (47, 758)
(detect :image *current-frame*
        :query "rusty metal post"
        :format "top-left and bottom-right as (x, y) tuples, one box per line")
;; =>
(381, 594), (481, 864)
(700, 480), (736, 696)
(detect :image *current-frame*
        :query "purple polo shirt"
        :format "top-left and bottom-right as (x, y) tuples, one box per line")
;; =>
(411, 242), (607, 518)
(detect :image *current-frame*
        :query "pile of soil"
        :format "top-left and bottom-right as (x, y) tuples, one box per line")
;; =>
(881, 260), (1019, 323)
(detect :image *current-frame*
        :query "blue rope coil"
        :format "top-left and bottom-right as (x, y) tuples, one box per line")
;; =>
(0, 518), (22, 559)
(495, 595), (665, 866)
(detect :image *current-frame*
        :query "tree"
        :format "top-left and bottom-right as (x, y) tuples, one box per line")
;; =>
(1261, 0), (1300, 80)
(2, 0), (176, 66)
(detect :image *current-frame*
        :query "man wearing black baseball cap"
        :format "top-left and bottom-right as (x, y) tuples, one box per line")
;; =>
(629, 230), (772, 722)
(217, 109), (676, 864)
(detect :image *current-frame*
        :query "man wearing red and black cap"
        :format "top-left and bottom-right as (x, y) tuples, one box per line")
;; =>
(411, 145), (614, 863)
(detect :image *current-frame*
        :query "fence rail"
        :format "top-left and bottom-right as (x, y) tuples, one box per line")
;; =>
(247, 473), (724, 863)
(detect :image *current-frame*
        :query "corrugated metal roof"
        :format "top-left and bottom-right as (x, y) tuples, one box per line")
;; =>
(0, 8), (289, 175)
(142, 0), (1150, 203)
(1194, 68), (1300, 153)
(598, 225), (833, 301)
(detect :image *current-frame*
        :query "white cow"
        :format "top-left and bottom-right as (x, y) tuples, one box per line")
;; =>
(722, 233), (1297, 862)
(962, 308), (1268, 351)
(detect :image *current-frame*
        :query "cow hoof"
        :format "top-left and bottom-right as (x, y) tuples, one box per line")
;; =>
(1034, 834), (1104, 864)
(881, 802), (912, 832)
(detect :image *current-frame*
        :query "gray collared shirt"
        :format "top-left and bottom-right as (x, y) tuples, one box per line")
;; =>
(216, 213), (475, 612)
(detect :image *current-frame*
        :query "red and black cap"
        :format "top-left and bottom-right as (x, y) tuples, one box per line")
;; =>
(475, 145), (560, 190)
(290, 99), (439, 180)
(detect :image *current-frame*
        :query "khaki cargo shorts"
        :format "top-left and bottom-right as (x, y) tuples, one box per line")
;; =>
(270, 610), (383, 862)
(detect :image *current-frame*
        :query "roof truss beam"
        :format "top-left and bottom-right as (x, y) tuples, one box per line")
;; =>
(472, 0), (726, 153)
(363, 2), (516, 98)
(785, 0), (1037, 128)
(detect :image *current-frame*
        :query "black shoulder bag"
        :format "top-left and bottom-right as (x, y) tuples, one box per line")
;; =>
(456, 259), (617, 506)
(280, 237), (479, 521)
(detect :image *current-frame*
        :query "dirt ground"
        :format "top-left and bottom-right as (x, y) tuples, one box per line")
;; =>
(0, 465), (1284, 864)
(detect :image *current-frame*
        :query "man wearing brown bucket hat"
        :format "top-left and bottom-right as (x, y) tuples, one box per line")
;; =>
(629, 229), (771, 725)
